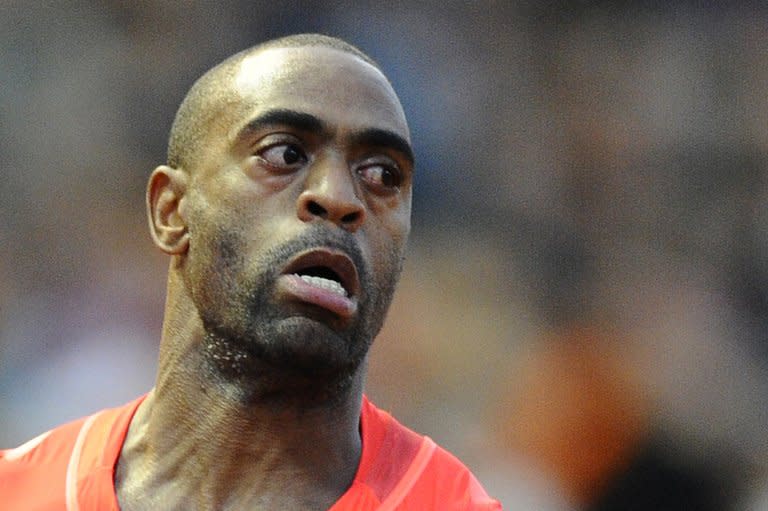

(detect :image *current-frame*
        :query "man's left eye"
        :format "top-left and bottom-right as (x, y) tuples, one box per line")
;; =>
(357, 164), (402, 191)
(258, 143), (307, 168)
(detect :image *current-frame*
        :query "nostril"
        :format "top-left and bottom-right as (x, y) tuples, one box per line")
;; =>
(307, 201), (326, 217)
(298, 193), (364, 231)
(341, 211), (360, 224)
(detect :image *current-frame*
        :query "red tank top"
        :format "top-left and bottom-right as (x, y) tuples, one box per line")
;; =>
(0, 396), (501, 510)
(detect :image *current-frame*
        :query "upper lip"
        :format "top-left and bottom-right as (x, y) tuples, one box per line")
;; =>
(281, 248), (360, 298)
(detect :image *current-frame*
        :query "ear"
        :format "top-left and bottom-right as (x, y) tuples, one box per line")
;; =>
(147, 165), (190, 255)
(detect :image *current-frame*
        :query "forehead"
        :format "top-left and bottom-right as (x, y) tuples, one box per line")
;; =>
(227, 46), (409, 140)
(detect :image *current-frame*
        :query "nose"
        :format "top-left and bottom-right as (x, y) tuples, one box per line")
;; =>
(296, 157), (366, 232)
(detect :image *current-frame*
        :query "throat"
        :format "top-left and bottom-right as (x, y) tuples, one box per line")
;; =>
(200, 330), (359, 409)
(117, 382), (364, 510)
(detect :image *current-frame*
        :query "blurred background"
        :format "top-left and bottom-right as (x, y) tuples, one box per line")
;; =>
(2, 1), (768, 509)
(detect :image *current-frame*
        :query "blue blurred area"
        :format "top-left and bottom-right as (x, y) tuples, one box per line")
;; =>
(2, 2), (768, 509)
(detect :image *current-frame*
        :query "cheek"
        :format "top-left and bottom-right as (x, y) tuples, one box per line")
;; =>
(184, 196), (246, 282)
(186, 221), (243, 294)
(367, 214), (410, 278)
(365, 191), (411, 242)
(385, 205), (411, 255)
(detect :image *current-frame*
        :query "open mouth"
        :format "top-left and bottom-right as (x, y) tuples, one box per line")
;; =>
(278, 248), (360, 319)
(282, 249), (359, 297)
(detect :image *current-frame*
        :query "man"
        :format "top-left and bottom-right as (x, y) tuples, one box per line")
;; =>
(0, 34), (501, 510)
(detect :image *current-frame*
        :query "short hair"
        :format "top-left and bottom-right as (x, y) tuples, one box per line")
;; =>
(166, 34), (381, 170)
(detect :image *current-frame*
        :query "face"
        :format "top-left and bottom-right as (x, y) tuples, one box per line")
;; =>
(179, 46), (413, 385)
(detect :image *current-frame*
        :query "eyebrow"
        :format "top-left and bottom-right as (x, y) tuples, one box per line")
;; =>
(236, 109), (325, 141)
(350, 128), (414, 165)
(235, 108), (414, 164)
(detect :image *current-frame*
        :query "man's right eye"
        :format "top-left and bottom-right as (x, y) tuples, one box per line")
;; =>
(258, 143), (307, 169)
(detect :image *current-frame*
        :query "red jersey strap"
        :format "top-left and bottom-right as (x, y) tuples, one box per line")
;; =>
(65, 412), (101, 510)
(377, 436), (437, 510)
(65, 396), (145, 511)
(345, 397), (502, 510)
(353, 397), (437, 507)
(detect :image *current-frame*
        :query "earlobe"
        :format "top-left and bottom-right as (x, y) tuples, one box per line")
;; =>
(147, 165), (190, 255)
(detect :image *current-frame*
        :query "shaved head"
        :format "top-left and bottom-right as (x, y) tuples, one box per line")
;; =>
(166, 34), (381, 171)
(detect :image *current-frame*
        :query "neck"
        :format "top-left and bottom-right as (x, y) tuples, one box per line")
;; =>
(115, 270), (366, 510)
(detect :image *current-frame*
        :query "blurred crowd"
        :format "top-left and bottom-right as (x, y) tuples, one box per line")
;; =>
(2, 1), (768, 509)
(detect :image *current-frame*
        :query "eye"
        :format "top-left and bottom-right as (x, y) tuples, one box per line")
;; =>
(257, 143), (307, 170)
(357, 163), (402, 192)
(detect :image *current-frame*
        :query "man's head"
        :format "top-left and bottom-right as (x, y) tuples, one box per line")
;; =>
(147, 34), (413, 400)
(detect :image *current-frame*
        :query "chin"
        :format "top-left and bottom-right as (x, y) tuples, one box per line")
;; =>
(201, 314), (370, 407)
(261, 315), (369, 375)
(203, 312), (370, 380)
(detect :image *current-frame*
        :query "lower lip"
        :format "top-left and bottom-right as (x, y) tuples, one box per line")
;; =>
(276, 274), (358, 319)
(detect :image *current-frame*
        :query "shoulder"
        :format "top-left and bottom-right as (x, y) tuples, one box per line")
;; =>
(0, 397), (144, 510)
(361, 397), (502, 510)
(418, 442), (502, 510)
(0, 415), (89, 508)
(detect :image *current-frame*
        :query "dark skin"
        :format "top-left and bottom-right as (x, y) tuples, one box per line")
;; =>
(114, 46), (413, 510)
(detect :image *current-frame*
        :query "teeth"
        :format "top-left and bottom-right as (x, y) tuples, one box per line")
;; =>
(297, 274), (348, 297)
